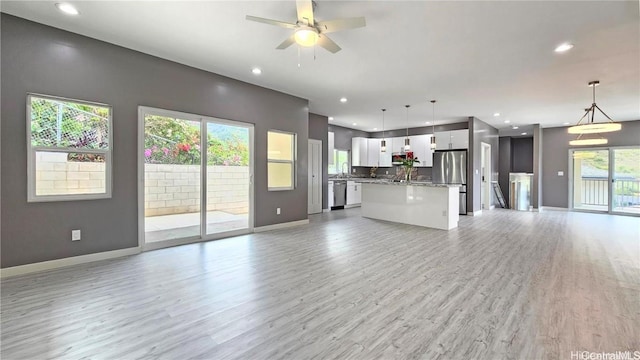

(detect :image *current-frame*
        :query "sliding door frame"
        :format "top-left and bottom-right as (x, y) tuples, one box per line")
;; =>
(137, 106), (255, 251)
(568, 145), (639, 217)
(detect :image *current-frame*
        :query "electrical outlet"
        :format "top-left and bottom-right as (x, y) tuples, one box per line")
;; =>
(352, 168), (356, 173)
(385, 171), (389, 175)
(442, 210), (447, 217)
(276, 207), (281, 215)
(71, 229), (81, 241)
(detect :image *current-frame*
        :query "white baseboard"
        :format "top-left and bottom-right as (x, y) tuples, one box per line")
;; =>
(344, 204), (361, 209)
(489, 205), (495, 210)
(467, 210), (483, 216)
(254, 219), (310, 232)
(1, 247), (140, 278)
(323, 209), (332, 213)
(540, 206), (569, 212)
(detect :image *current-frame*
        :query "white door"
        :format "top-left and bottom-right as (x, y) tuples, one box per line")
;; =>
(308, 139), (322, 214)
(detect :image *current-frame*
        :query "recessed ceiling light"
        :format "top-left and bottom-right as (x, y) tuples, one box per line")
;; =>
(340, 97), (348, 103)
(504, 120), (510, 124)
(373, 127), (378, 130)
(425, 121), (431, 124)
(328, 116), (334, 121)
(352, 123), (357, 126)
(55, 3), (79, 15)
(512, 126), (519, 129)
(563, 122), (570, 125)
(493, 113), (500, 117)
(521, 132), (527, 135)
(554, 43), (574, 53)
(251, 67), (262, 75)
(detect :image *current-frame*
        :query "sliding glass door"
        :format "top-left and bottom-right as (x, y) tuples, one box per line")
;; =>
(139, 107), (253, 249)
(571, 147), (639, 215)
(611, 148), (640, 215)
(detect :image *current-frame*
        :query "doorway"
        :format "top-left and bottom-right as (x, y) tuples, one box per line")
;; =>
(481, 142), (492, 210)
(570, 147), (640, 216)
(308, 139), (323, 214)
(138, 107), (254, 250)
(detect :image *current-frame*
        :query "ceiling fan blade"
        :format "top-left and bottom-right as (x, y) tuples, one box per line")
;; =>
(276, 34), (296, 50)
(246, 15), (297, 29)
(296, 0), (314, 25)
(317, 34), (341, 53)
(316, 17), (366, 34)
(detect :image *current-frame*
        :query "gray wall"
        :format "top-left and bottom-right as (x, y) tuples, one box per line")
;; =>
(328, 124), (369, 152)
(368, 122), (468, 138)
(468, 117), (500, 212)
(498, 137), (512, 207)
(1, 15), (309, 268)
(309, 113), (329, 209)
(511, 137), (534, 173)
(541, 119), (640, 208)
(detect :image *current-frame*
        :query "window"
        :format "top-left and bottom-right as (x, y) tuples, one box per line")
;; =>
(27, 94), (112, 202)
(328, 149), (349, 174)
(267, 130), (296, 190)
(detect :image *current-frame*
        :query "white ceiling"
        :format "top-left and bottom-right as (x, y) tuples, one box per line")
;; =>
(2, 1), (639, 134)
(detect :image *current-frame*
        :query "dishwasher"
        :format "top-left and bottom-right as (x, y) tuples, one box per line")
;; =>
(332, 180), (347, 209)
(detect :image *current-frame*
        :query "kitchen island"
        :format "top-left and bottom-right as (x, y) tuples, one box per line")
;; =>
(356, 181), (460, 230)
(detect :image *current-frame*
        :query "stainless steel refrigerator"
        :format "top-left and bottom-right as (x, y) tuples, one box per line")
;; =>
(433, 150), (468, 215)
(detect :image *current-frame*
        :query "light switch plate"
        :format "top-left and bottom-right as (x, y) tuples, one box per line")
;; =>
(71, 229), (81, 241)
(558, 171), (564, 176)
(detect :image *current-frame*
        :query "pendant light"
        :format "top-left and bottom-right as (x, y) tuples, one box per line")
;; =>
(430, 100), (437, 150)
(380, 109), (387, 152)
(404, 105), (411, 151)
(568, 81), (621, 146)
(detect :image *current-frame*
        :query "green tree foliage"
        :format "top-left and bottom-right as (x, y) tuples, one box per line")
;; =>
(144, 115), (249, 166)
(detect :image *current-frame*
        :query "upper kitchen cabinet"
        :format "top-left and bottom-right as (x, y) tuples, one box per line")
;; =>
(409, 134), (433, 167)
(391, 137), (407, 154)
(367, 138), (380, 167)
(435, 129), (469, 150)
(351, 137), (368, 166)
(378, 139), (392, 167)
(328, 132), (335, 165)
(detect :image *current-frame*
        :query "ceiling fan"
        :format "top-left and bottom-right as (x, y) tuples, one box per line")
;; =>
(246, 0), (366, 54)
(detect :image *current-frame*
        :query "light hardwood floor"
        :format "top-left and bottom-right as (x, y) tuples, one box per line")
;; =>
(1, 209), (639, 359)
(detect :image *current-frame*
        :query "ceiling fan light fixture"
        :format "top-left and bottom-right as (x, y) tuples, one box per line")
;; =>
(294, 28), (319, 47)
(430, 100), (437, 150)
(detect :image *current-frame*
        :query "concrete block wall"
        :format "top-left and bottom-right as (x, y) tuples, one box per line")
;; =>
(35, 152), (106, 195)
(144, 164), (249, 217)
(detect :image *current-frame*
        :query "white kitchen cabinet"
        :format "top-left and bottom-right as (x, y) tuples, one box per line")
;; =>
(412, 134), (435, 167)
(391, 137), (408, 154)
(367, 138), (380, 167)
(378, 139), (392, 167)
(450, 129), (469, 150)
(347, 181), (361, 205)
(435, 129), (469, 150)
(328, 132), (335, 165)
(351, 137), (368, 167)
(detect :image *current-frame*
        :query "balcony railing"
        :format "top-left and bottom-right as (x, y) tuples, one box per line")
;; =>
(581, 177), (640, 207)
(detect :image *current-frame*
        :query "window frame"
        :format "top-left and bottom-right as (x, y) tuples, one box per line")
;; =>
(328, 149), (350, 175)
(26, 93), (113, 202)
(267, 129), (296, 191)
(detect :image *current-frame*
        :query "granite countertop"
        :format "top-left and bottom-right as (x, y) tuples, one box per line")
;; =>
(353, 179), (461, 188)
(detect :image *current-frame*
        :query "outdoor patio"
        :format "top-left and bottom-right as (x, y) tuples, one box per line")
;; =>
(145, 211), (249, 243)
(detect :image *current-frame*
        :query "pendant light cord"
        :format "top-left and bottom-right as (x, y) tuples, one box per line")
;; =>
(431, 100), (436, 133)
(405, 105), (410, 138)
(382, 109), (386, 138)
